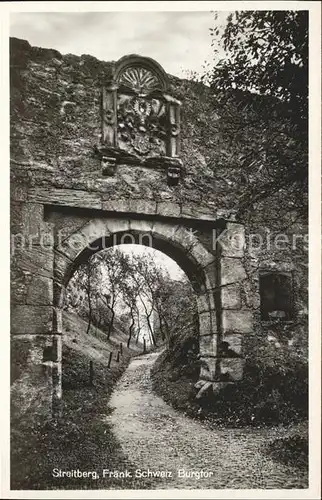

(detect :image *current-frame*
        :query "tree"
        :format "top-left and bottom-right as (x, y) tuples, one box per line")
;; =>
(65, 247), (197, 349)
(94, 248), (127, 339)
(199, 11), (308, 222)
(209, 11), (308, 115)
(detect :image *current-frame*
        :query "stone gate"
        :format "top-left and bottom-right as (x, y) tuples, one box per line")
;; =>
(10, 40), (253, 421)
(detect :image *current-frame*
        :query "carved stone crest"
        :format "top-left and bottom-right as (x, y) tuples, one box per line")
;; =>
(98, 54), (182, 185)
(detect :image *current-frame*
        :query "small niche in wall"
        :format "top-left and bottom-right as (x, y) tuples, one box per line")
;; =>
(259, 271), (294, 321)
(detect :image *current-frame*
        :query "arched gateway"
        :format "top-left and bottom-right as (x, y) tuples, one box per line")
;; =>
(10, 48), (253, 420)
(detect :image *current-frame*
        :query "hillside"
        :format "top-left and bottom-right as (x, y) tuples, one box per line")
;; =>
(11, 311), (144, 490)
(62, 310), (143, 388)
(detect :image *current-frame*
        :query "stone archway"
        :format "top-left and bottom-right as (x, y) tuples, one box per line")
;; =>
(11, 198), (253, 419)
(52, 213), (216, 401)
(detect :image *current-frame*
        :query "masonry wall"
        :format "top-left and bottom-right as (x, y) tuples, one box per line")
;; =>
(10, 37), (308, 420)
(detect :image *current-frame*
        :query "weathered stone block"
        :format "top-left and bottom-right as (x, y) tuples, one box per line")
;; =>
(26, 275), (53, 305)
(181, 203), (216, 221)
(28, 187), (102, 210)
(222, 310), (253, 334)
(221, 283), (242, 309)
(53, 281), (66, 308)
(220, 333), (243, 357)
(220, 257), (247, 286)
(11, 246), (54, 279)
(126, 199), (157, 215)
(189, 243), (216, 268)
(47, 213), (91, 242)
(53, 308), (63, 334)
(103, 217), (130, 237)
(129, 219), (154, 235)
(11, 184), (28, 202)
(11, 334), (61, 422)
(59, 219), (111, 259)
(204, 262), (217, 290)
(11, 202), (53, 246)
(11, 305), (54, 334)
(156, 201), (181, 217)
(102, 199), (130, 212)
(199, 311), (212, 335)
(218, 222), (245, 258)
(171, 225), (196, 250)
(199, 334), (218, 357)
(152, 221), (179, 243)
(54, 250), (73, 284)
(219, 358), (245, 381)
(22, 203), (45, 237)
(196, 292), (215, 313)
(199, 356), (217, 381)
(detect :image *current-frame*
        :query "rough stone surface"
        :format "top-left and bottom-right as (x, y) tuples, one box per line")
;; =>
(221, 284), (242, 309)
(221, 333), (243, 357)
(25, 275), (53, 305)
(220, 358), (245, 381)
(199, 334), (218, 357)
(10, 37), (308, 418)
(199, 356), (217, 381)
(218, 223), (245, 258)
(11, 305), (54, 334)
(220, 257), (247, 286)
(199, 311), (212, 335)
(28, 187), (102, 210)
(156, 201), (181, 217)
(222, 310), (253, 334)
(11, 246), (54, 279)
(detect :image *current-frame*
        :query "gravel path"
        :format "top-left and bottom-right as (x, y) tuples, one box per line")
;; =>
(106, 351), (308, 489)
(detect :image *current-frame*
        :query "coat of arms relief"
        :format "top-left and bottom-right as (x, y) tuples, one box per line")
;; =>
(97, 55), (182, 185)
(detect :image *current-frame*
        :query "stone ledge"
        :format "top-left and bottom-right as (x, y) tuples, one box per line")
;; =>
(28, 188), (102, 210)
(102, 198), (157, 215)
(156, 201), (181, 218)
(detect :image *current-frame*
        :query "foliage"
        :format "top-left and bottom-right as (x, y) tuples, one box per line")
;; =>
(152, 318), (308, 427)
(192, 10), (309, 221)
(209, 11), (308, 113)
(10, 345), (155, 490)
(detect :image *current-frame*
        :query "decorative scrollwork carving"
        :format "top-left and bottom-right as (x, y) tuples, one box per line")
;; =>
(170, 123), (180, 137)
(98, 55), (182, 183)
(119, 66), (161, 95)
(104, 109), (115, 127)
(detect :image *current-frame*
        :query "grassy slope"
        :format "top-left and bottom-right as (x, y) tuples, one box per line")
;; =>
(63, 310), (141, 388)
(11, 312), (150, 490)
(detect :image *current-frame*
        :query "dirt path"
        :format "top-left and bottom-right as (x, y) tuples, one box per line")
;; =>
(106, 351), (308, 489)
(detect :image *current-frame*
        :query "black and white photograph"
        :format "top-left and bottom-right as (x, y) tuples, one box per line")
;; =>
(1, 1), (321, 497)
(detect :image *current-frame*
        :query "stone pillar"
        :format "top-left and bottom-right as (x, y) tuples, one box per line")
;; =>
(167, 100), (181, 157)
(195, 221), (253, 397)
(101, 83), (118, 146)
(216, 222), (252, 384)
(10, 199), (59, 422)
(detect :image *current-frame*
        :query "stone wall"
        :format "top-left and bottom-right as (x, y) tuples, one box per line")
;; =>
(10, 37), (308, 420)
